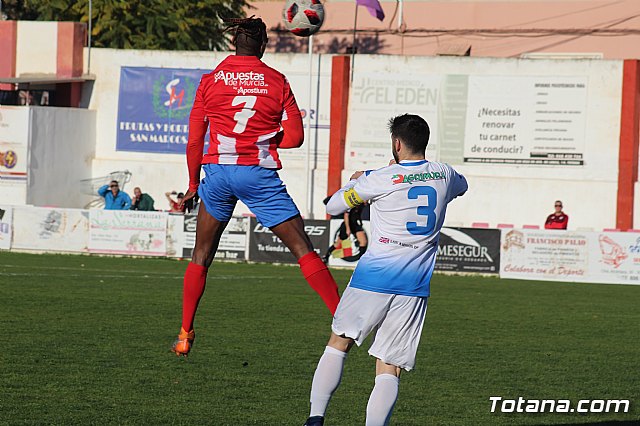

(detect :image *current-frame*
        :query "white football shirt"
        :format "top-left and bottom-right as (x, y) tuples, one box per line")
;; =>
(326, 159), (468, 297)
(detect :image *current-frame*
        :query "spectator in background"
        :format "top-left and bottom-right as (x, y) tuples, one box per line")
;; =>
(545, 200), (569, 230)
(130, 187), (155, 211)
(166, 191), (186, 213)
(98, 180), (131, 210)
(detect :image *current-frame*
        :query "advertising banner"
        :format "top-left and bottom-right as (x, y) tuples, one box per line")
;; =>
(0, 205), (12, 250)
(588, 231), (640, 285)
(464, 76), (587, 165)
(11, 206), (89, 252)
(116, 67), (207, 154)
(166, 213), (185, 258)
(436, 227), (501, 274)
(0, 106), (29, 183)
(346, 73), (441, 170)
(248, 217), (330, 264)
(89, 210), (167, 256)
(500, 229), (590, 281)
(166, 214), (248, 260)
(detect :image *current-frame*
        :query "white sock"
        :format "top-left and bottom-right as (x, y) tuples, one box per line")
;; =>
(365, 374), (400, 426)
(309, 346), (347, 417)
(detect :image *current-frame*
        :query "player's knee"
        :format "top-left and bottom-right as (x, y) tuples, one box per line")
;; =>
(328, 333), (354, 352)
(191, 245), (214, 267)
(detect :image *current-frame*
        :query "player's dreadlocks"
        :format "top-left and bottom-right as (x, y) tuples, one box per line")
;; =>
(223, 16), (268, 56)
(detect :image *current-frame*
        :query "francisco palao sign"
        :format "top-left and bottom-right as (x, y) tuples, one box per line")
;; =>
(116, 67), (207, 154)
(500, 229), (640, 285)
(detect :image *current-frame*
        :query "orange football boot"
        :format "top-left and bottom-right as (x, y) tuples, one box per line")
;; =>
(171, 328), (195, 357)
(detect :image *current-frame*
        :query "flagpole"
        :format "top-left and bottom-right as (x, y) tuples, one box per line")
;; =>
(351, 2), (358, 82)
(305, 34), (314, 219)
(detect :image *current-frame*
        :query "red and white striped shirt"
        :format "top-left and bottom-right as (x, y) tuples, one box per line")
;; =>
(186, 55), (304, 191)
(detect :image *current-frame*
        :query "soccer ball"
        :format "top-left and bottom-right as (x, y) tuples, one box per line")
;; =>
(282, 0), (325, 37)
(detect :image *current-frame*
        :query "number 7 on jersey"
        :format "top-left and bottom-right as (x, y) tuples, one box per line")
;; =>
(232, 95), (257, 134)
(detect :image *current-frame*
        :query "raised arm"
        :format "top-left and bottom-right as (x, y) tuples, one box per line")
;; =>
(98, 184), (109, 197)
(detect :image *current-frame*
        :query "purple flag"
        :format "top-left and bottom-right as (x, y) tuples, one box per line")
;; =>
(356, 0), (385, 21)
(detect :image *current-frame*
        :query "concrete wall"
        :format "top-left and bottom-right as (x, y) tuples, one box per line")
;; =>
(15, 22), (58, 76)
(27, 107), (96, 208)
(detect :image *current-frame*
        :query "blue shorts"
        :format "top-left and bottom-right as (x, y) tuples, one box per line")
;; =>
(198, 164), (300, 228)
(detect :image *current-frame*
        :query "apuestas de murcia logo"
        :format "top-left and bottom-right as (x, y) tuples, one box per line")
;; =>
(215, 70), (266, 85)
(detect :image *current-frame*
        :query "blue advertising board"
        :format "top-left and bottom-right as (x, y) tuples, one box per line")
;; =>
(116, 67), (208, 154)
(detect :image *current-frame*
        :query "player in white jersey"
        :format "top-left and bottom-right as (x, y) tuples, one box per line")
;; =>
(304, 114), (468, 426)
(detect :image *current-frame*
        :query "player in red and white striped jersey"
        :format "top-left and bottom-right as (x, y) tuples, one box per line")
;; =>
(172, 17), (340, 357)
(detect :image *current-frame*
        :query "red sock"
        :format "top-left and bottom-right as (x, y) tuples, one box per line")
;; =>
(298, 252), (341, 315)
(181, 262), (208, 332)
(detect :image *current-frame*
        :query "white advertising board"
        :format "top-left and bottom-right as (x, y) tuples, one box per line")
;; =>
(0, 106), (30, 183)
(11, 206), (89, 252)
(464, 76), (587, 165)
(346, 73), (441, 170)
(0, 205), (12, 250)
(589, 231), (640, 285)
(500, 229), (640, 285)
(89, 210), (167, 256)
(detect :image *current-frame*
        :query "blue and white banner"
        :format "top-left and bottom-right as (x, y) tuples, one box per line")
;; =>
(116, 67), (207, 154)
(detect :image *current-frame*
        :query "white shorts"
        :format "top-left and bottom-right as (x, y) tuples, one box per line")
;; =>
(331, 286), (428, 371)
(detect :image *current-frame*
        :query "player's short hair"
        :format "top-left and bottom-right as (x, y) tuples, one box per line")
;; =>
(224, 16), (268, 52)
(388, 114), (430, 154)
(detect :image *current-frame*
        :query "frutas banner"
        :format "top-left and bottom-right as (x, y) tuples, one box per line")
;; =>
(116, 67), (207, 154)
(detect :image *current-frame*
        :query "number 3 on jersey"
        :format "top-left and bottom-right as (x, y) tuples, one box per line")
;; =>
(406, 186), (437, 236)
(232, 95), (257, 134)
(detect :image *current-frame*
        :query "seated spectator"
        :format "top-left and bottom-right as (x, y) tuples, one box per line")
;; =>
(544, 200), (569, 230)
(166, 191), (186, 213)
(130, 187), (155, 211)
(98, 180), (131, 210)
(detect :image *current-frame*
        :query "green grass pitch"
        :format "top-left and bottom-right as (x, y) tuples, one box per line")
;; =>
(0, 252), (638, 425)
